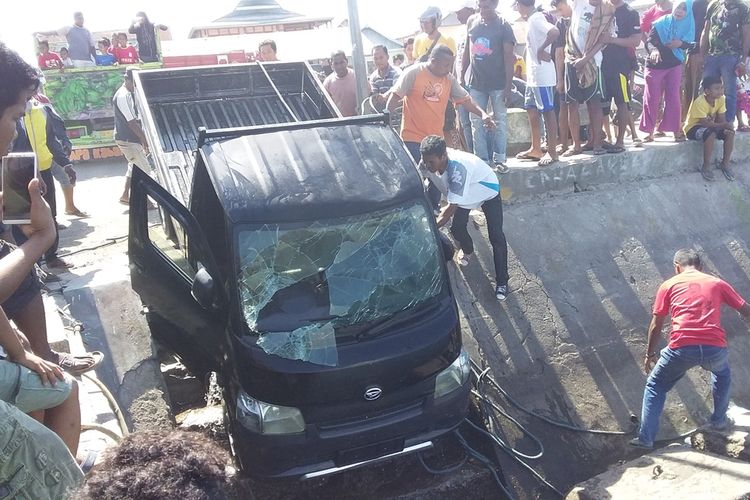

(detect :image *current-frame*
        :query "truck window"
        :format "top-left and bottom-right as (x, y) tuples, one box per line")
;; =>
(236, 201), (446, 365)
(147, 195), (196, 279)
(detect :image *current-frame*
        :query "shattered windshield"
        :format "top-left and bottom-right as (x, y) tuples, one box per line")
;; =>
(237, 202), (445, 366)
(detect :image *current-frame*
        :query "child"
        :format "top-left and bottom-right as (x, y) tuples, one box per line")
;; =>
(59, 47), (74, 68)
(113, 33), (139, 65)
(94, 38), (116, 66)
(736, 78), (750, 132)
(684, 75), (735, 181)
(37, 40), (63, 70)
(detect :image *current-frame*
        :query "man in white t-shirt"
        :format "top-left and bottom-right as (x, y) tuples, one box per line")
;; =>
(516, 0), (560, 166)
(420, 135), (510, 301)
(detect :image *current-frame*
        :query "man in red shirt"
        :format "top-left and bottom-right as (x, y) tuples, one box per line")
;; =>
(37, 40), (63, 70)
(631, 249), (750, 448)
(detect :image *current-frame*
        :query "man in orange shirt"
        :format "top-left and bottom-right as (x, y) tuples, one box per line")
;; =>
(386, 44), (494, 210)
(630, 249), (750, 448)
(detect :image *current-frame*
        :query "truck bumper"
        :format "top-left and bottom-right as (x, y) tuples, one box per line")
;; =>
(229, 380), (470, 479)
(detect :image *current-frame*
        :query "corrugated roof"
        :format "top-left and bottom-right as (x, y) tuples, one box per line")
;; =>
(214, 0), (328, 24)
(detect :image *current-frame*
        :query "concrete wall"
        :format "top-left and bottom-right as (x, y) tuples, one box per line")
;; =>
(455, 137), (750, 495)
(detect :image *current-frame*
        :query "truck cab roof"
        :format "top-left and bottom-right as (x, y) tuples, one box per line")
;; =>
(200, 119), (424, 224)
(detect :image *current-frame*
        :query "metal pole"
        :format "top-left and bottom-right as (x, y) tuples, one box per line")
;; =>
(347, 0), (369, 110)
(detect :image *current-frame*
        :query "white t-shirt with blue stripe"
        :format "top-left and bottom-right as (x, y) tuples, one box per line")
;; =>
(444, 148), (500, 209)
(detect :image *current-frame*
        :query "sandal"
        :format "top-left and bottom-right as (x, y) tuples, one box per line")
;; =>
(515, 152), (542, 161)
(737, 125), (750, 132)
(46, 257), (74, 269)
(562, 148), (583, 157)
(538, 156), (558, 166)
(642, 135), (654, 143)
(699, 165), (714, 182)
(674, 134), (686, 143)
(53, 351), (104, 376)
(654, 131), (666, 138)
(606, 145), (626, 154)
(719, 165), (735, 181)
(455, 250), (472, 267)
(79, 450), (98, 475)
(65, 209), (89, 217)
(592, 148), (607, 155)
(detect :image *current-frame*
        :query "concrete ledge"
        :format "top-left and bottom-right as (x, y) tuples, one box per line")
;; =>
(692, 406), (750, 463)
(566, 444), (750, 499)
(500, 135), (750, 202)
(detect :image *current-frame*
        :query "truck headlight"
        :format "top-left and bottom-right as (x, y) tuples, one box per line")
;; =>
(434, 349), (470, 399)
(236, 390), (306, 435)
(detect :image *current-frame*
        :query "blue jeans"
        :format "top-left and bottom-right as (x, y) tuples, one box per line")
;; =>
(469, 88), (508, 164)
(458, 103), (474, 152)
(703, 54), (740, 123)
(638, 345), (731, 446)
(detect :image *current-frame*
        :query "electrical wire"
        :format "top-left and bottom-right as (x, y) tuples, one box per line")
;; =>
(82, 372), (130, 437)
(416, 448), (468, 475)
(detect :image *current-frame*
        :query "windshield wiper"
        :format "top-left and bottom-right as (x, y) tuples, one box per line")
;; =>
(354, 299), (441, 341)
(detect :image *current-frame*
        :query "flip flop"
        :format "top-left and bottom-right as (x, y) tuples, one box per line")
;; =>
(720, 165), (735, 181)
(738, 126), (750, 132)
(65, 209), (89, 217)
(606, 145), (626, 154)
(79, 450), (98, 475)
(592, 148), (607, 155)
(562, 148), (583, 157)
(654, 131), (666, 137)
(699, 165), (714, 182)
(538, 156), (558, 166)
(54, 351), (104, 376)
(674, 134), (687, 142)
(642, 136), (654, 143)
(515, 152), (542, 161)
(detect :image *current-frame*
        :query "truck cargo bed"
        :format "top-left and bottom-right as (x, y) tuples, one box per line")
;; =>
(134, 62), (339, 205)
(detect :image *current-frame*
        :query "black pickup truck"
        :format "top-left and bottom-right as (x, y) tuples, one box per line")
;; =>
(128, 62), (470, 479)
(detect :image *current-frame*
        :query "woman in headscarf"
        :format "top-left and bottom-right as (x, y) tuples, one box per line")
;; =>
(640, 0), (695, 142)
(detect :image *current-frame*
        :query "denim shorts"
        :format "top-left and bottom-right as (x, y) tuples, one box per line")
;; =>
(0, 400), (83, 498)
(50, 163), (72, 189)
(0, 243), (41, 321)
(0, 360), (72, 413)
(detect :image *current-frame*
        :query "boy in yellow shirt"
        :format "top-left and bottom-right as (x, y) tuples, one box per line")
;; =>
(684, 75), (736, 181)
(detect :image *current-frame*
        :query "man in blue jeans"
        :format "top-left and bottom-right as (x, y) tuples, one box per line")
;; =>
(700, 0), (750, 124)
(461, 0), (516, 172)
(630, 249), (750, 448)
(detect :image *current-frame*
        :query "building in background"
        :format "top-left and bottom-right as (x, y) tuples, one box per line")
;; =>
(189, 0), (332, 39)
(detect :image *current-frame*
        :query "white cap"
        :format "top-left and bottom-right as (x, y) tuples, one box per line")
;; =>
(450, 0), (477, 13)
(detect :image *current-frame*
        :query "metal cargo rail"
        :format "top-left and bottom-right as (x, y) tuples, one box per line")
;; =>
(133, 62), (340, 205)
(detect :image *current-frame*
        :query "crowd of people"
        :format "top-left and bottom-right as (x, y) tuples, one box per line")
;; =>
(321, 0), (747, 181)
(34, 11), (167, 70)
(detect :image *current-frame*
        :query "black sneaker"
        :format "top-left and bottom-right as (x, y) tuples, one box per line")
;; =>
(495, 284), (509, 301)
(628, 437), (653, 449)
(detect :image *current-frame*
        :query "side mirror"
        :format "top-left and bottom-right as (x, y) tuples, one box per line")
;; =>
(438, 231), (454, 262)
(192, 266), (216, 310)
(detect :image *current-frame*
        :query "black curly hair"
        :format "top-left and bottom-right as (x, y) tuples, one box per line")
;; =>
(0, 43), (39, 116)
(75, 430), (231, 500)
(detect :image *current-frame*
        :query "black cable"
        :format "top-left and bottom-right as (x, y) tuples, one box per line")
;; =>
(454, 428), (516, 500)
(417, 449), (468, 475)
(471, 359), (636, 436)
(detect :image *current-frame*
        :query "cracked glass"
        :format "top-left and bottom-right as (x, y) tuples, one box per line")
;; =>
(237, 202), (444, 365)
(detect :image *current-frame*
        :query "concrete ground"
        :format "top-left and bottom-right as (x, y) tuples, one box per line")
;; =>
(44, 131), (750, 498)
